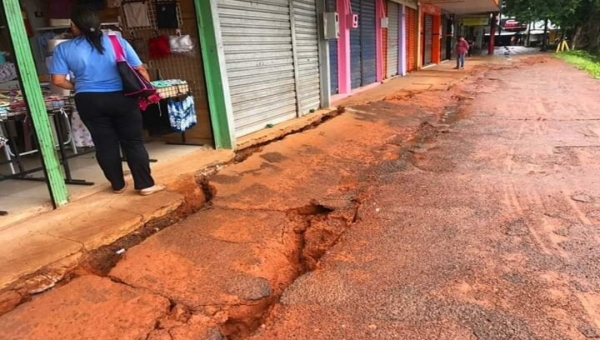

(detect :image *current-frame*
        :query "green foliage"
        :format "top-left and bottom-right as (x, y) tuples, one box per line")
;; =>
(556, 50), (600, 78)
(504, 0), (600, 29)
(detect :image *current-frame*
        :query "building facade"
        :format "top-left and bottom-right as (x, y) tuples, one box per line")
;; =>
(1, 0), (499, 209)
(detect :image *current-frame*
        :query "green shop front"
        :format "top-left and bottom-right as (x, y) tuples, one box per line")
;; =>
(0, 0), (233, 218)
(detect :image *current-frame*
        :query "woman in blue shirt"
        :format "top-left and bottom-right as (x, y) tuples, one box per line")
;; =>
(51, 7), (164, 196)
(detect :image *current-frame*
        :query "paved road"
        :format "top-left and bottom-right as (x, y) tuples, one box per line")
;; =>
(251, 57), (600, 339)
(2, 56), (600, 340)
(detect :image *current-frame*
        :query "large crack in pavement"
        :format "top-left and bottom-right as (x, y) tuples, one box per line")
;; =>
(0, 56), (506, 340)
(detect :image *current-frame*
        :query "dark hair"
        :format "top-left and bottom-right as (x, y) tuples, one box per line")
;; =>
(71, 7), (104, 54)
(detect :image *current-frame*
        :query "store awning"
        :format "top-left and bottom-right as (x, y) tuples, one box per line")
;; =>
(422, 0), (500, 15)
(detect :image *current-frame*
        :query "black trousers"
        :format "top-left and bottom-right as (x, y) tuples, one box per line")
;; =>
(74, 92), (155, 190)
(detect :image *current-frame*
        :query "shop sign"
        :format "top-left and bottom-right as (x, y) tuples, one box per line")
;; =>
(502, 19), (527, 31)
(460, 15), (490, 26)
(421, 4), (441, 15)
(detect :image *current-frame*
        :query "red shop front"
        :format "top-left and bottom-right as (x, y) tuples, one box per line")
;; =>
(420, 3), (442, 66)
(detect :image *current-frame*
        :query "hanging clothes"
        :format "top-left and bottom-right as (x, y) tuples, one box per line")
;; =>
(37, 32), (57, 61)
(143, 100), (172, 136)
(123, 2), (151, 28)
(156, 1), (179, 29)
(70, 110), (94, 148)
(0, 63), (17, 83)
(167, 95), (196, 133)
(148, 35), (171, 59)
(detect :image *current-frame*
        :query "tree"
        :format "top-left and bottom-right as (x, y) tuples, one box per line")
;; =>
(504, 0), (600, 52)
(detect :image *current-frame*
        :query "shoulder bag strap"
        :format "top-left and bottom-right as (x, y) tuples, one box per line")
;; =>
(108, 34), (125, 62)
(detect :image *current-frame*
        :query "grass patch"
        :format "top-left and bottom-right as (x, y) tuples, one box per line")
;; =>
(556, 50), (600, 78)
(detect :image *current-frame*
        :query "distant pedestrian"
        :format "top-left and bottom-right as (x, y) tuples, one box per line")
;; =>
(455, 36), (470, 69)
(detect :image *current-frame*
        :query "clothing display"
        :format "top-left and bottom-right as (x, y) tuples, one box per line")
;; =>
(0, 63), (17, 83)
(143, 99), (172, 137)
(123, 2), (151, 28)
(148, 35), (171, 59)
(70, 110), (94, 148)
(152, 79), (189, 98)
(37, 32), (57, 61)
(169, 34), (194, 53)
(156, 1), (179, 29)
(167, 95), (196, 133)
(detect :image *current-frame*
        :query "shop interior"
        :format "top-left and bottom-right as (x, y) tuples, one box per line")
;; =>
(0, 0), (213, 220)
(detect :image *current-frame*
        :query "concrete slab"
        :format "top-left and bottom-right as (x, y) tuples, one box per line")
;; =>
(0, 229), (82, 290)
(110, 208), (293, 309)
(0, 148), (235, 293)
(46, 191), (184, 250)
(0, 191), (183, 291)
(0, 276), (170, 340)
(213, 115), (374, 212)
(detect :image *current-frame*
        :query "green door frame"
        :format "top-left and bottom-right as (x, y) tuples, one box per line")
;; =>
(194, 0), (236, 149)
(2, 0), (69, 207)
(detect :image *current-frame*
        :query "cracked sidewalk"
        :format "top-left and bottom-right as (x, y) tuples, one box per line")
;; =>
(0, 148), (235, 295)
(0, 57), (506, 339)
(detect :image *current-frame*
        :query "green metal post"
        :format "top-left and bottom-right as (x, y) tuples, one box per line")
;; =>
(2, 0), (69, 207)
(194, 0), (236, 149)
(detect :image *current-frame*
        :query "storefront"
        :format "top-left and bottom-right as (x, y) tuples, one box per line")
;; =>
(458, 15), (491, 54)
(349, 0), (377, 89)
(420, 3), (441, 66)
(405, 5), (418, 72)
(215, 0), (322, 138)
(0, 0), (219, 216)
(327, 0), (338, 95)
(385, 1), (399, 78)
(383, 0), (417, 77)
(441, 14), (454, 61)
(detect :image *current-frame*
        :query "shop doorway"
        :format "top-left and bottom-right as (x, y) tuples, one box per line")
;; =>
(423, 14), (433, 66)
(350, 0), (377, 89)
(405, 6), (417, 72)
(386, 1), (400, 78)
(445, 16), (453, 60)
(1, 0), (212, 223)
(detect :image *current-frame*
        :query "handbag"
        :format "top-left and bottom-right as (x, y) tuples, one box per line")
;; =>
(108, 34), (156, 99)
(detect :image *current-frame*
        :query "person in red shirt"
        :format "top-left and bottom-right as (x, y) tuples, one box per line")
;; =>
(455, 36), (470, 69)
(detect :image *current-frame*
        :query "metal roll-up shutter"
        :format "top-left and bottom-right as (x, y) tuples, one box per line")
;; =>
(424, 14), (433, 65)
(360, 0), (377, 86)
(386, 1), (399, 78)
(218, 0), (297, 137)
(350, 0), (362, 89)
(327, 0), (338, 94)
(293, 0), (321, 115)
(441, 16), (447, 61)
(382, 1), (388, 78)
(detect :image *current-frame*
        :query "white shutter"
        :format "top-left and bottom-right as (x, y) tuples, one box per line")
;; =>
(292, 0), (321, 115)
(386, 1), (399, 78)
(218, 0), (298, 137)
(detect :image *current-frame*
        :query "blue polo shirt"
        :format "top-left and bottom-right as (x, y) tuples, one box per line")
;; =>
(50, 34), (142, 94)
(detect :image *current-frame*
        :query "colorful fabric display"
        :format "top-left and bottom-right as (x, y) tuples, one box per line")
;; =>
(167, 95), (196, 133)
